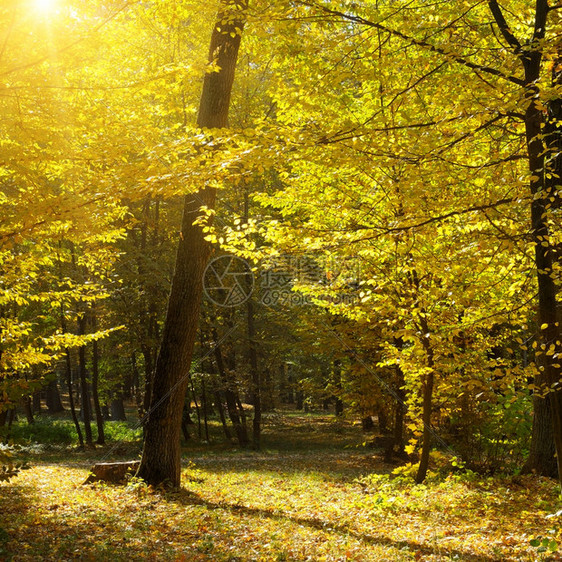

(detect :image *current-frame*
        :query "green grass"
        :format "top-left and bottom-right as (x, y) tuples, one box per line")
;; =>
(0, 415), (142, 447)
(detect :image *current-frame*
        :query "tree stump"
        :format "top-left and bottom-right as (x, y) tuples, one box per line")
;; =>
(83, 461), (140, 485)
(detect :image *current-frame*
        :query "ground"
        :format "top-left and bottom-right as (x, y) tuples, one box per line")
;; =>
(0, 412), (560, 561)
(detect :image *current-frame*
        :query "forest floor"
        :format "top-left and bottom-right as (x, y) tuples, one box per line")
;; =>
(0, 411), (561, 561)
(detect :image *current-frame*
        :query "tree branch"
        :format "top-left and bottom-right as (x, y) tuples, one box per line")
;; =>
(357, 197), (525, 236)
(533, 0), (549, 42)
(296, 0), (525, 87)
(488, 0), (522, 56)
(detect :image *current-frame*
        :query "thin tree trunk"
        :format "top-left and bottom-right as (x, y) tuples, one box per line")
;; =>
(181, 397), (192, 442)
(415, 317), (435, 484)
(244, 191), (261, 449)
(393, 366), (406, 455)
(521, 15), (562, 485)
(190, 378), (202, 440)
(66, 349), (84, 449)
(213, 328), (249, 446)
(61, 302), (84, 449)
(78, 315), (93, 447)
(136, 0), (247, 486)
(6, 408), (15, 429)
(333, 360), (344, 417)
(131, 353), (144, 422)
(92, 335), (105, 445)
(215, 389), (232, 440)
(201, 378), (210, 442)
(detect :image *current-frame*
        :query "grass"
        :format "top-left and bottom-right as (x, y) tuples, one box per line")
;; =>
(0, 415), (142, 447)
(0, 411), (561, 561)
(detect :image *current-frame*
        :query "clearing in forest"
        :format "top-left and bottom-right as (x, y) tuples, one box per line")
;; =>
(0, 412), (559, 561)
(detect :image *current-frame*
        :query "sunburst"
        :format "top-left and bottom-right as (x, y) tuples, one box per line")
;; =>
(34, 0), (58, 15)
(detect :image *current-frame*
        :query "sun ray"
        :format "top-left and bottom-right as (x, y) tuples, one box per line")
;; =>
(34, 0), (57, 15)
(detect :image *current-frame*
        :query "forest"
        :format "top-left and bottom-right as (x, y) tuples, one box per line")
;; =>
(1, 0), (562, 560)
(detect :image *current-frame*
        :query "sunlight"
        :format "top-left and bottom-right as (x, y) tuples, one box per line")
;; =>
(33, 0), (57, 15)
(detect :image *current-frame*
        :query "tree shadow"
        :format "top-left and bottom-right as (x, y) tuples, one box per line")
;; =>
(0, 479), (38, 558)
(183, 448), (393, 483)
(169, 488), (499, 562)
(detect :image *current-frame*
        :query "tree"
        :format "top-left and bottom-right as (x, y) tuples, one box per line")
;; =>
(220, 0), (544, 481)
(136, 0), (249, 487)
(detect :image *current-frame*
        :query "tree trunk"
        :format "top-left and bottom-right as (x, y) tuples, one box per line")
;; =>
(333, 360), (343, 417)
(245, 191), (261, 449)
(136, 0), (247, 487)
(415, 317), (435, 484)
(131, 353), (144, 422)
(201, 378), (210, 442)
(519, 2), (562, 485)
(65, 348), (84, 449)
(215, 390), (232, 440)
(21, 396), (34, 425)
(110, 398), (127, 421)
(190, 378), (202, 440)
(45, 378), (64, 413)
(522, 390), (558, 477)
(141, 344), (154, 424)
(92, 335), (105, 445)
(213, 329), (249, 446)
(393, 366), (406, 454)
(6, 408), (15, 428)
(32, 390), (41, 414)
(78, 315), (93, 447)
(181, 398), (192, 442)
(61, 303), (84, 449)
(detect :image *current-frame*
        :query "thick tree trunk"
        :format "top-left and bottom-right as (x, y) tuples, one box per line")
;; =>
(522, 390), (558, 477)
(110, 398), (127, 421)
(519, 2), (562, 485)
(32, 390), (41, 414)
(21, 396), (34, 424)
(136, 0), (247, 487)
(45, 378), (64, 413)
